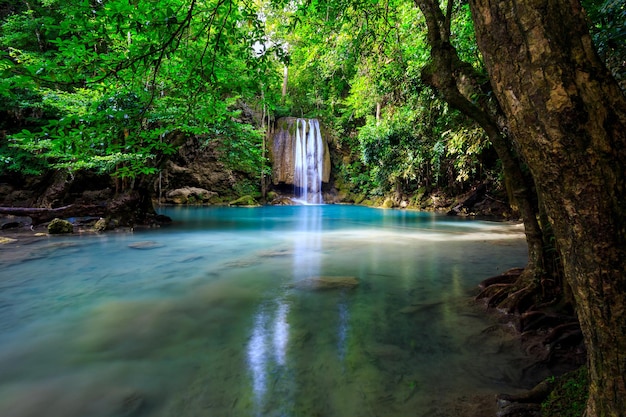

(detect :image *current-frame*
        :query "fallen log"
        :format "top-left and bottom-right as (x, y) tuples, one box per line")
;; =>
(0, 204), (107, 224)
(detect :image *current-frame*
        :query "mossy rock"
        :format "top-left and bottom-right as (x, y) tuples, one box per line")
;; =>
(48, 218), (73, 234)
(229, 195), (260, 206)
(353, 194), (366, 205)
(94, 218), (108, 232)
(381, 198), (395, 209)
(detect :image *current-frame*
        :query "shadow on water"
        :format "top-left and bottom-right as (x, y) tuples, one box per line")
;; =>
(0, 206), (530, 417)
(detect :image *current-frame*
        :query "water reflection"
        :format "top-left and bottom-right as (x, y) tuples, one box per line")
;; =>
(337, 296), (350, 364)
(247, 299), (291, 415)
(293, 205), (322, 281)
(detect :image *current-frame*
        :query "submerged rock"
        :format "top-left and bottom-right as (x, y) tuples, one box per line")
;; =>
(47, 218), (73, 234)
(119, 391), (145, 416)
(128, 241), (164, 250)
(290, 276), (359, 291)
(255, 248), (291, 257)
(399, 301), (444, 315)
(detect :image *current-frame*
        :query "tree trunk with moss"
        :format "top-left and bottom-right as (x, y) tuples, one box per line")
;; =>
(469, 1), (626, 415)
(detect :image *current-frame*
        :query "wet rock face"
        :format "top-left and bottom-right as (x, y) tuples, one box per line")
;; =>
(269, 117), (331, 187)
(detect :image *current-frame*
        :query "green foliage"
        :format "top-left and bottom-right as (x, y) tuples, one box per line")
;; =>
(583, 0), (626, 86)
(1, 0), (282, 181)
(542, 367), (589, 417)
(0, 0), (510, 199)
(444, 124), (489, 183)
(274, 0), (495, 199)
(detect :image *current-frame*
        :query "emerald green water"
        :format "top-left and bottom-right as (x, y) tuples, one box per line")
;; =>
(0, 206), (530, 416)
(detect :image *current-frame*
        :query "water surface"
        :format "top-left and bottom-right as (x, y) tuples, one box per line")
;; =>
(0, 205), (529, 416)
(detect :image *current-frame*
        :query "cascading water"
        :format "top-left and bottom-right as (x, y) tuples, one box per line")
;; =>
(293, 119), (324, 204)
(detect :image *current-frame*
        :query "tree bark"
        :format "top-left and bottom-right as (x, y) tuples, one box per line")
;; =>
(415, 0), (548, 298)
(468, 1), (626, 415)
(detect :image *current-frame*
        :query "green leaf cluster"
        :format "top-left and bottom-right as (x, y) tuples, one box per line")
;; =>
(1, 0), (281, 181)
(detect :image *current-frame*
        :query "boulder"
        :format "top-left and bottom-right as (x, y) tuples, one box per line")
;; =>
(271, 196), (296, 205)
(47, 218), (73, 234)
(165, 187), (217, 204)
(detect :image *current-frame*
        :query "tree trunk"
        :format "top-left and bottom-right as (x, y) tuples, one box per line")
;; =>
(468, 1), (626, 415)
(415, 0), (548, 302)
(282, 65), (288, 102)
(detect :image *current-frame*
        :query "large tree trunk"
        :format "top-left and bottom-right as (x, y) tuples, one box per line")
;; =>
(468, 1), (626, 416)
(415, 0), (550, 306)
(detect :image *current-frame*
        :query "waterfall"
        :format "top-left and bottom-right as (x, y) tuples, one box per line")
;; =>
(294, 119), (324, 204)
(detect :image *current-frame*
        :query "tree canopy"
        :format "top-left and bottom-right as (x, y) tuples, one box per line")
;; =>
(1, 0), (280, 182)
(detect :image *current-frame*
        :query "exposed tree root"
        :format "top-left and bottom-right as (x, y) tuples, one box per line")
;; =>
(498, 378), (556, 404)
(476, 268), (540, 314)
(476, 267), (585, 417)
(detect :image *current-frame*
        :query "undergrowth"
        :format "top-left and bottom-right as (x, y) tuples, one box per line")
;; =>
(541, 366), (589, 417)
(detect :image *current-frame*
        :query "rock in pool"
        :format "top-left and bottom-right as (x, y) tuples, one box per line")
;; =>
(290, 276), (359, 291)
(128, 241), (164, 249)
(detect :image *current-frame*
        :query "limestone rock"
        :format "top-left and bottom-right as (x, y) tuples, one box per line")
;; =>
(47, 218), (73, 234)
(165, 187), (217, 204)
(158, 137), (246, 203)
(269, 117), (331, 186)
(270, 196), (296, 205)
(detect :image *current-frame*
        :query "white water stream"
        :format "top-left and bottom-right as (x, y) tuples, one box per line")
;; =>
(293, 119), (324, 204)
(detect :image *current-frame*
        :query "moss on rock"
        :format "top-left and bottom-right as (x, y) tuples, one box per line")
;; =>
(381, 198), (395, 209)
(229, 195), (260, 206)
(48, 218), (73, 234)
(94, 218), (108, 232)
